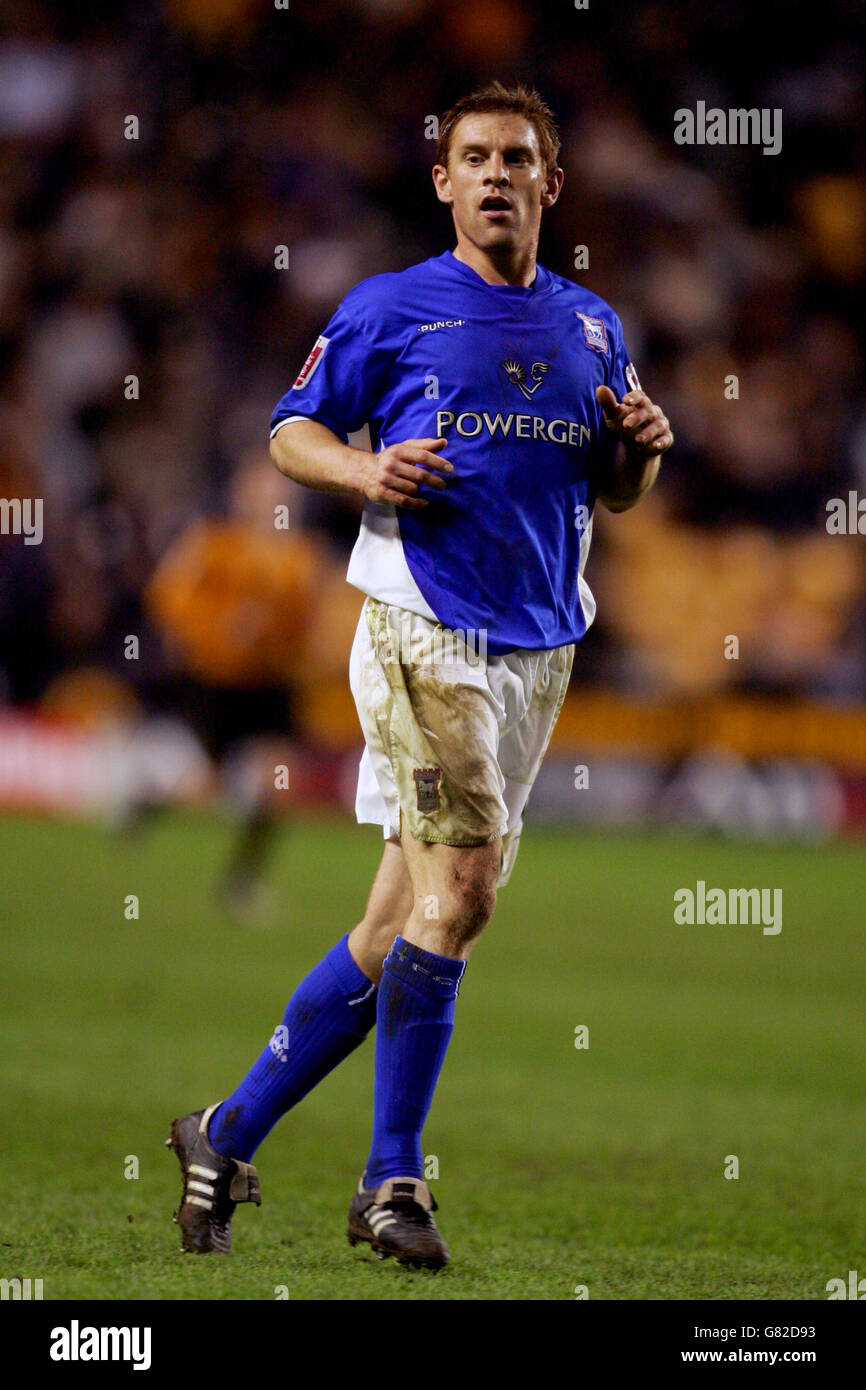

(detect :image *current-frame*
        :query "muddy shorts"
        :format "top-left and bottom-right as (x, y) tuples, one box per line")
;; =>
(349, 596), (574, 887)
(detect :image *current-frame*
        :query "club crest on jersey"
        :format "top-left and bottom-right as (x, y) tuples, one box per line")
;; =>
(292, 334), (330, 390)
(413, 767), (442, 814)
(574, 312), (609, 353)
(625, 361), (642, 392)
(502, 358), (549, 401)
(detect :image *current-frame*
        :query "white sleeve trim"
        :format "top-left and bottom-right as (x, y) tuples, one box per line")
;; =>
(269, 415), (312, 440)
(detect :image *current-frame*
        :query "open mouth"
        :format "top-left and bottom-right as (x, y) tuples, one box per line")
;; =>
(480, 195), (513, 217)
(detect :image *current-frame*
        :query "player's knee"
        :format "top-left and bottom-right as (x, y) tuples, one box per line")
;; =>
(435, 853), (498, 947)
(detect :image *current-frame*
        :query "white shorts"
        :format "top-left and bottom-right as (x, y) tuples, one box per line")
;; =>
(349, 597), (574, 886)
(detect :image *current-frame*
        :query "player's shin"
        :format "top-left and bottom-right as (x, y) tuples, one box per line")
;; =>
(208, 933), (377, 1161)
(363, 935), (466, 1186)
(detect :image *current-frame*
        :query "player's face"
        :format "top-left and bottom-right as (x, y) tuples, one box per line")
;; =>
(433, 113), (562, 256)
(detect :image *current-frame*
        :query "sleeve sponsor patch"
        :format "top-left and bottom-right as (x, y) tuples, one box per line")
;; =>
(625, 361), (642, 392)
(292, 334), (330, 390)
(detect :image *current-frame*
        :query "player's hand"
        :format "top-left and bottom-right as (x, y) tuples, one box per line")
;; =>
(596, 385), (673, 458)
(359, 436), (453, 510)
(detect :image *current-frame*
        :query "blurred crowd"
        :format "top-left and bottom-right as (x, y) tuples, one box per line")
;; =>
(1, 0), (864, 742)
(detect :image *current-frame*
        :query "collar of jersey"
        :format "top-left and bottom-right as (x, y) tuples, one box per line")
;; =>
(442, 249), (548, 297)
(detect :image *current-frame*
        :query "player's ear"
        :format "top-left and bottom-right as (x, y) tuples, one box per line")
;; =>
(540, 166), (564, 208)
(432, 164), (454, 205)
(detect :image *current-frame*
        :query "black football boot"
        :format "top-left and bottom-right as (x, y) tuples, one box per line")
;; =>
(166, 1103), (261, 1253)
(347, 1175), (449, 1270)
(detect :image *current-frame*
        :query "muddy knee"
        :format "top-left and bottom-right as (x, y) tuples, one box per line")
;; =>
(430, 850), (498, 951)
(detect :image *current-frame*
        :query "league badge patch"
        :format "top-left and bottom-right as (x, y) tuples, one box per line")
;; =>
(292, 335), (330, 390)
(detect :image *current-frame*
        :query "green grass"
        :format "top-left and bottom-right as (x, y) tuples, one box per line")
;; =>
(0, 811), (863, 1300)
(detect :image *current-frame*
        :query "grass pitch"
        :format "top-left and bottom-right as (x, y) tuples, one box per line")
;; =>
(0, 811), (862, 1301)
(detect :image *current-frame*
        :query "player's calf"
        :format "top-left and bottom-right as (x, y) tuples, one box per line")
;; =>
(348, 839), (414, 981)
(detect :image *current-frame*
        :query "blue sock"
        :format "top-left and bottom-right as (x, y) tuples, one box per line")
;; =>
(364, 936), (466, 1187)
(209, 935), (377, 1162)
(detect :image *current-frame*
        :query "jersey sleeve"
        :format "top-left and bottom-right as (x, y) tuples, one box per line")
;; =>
(270, 291), (395, 443)
(610, 312), (640, 400)
(594, 311), (642, 466)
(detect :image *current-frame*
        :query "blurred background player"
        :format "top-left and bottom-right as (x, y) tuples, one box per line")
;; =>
(145, 449), (320, 917)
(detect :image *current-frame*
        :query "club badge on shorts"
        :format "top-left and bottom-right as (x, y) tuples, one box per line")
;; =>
(413, 767), (442, 814)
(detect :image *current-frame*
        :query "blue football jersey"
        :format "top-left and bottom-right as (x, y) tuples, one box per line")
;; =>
(271, 251), (639, 654)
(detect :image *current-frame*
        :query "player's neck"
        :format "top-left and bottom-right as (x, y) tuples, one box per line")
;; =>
(451, 239), (538, 288)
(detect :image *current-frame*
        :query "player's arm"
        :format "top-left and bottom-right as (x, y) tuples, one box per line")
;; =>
(269, 418), (452, 512)
(594, 385), (673, 513)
